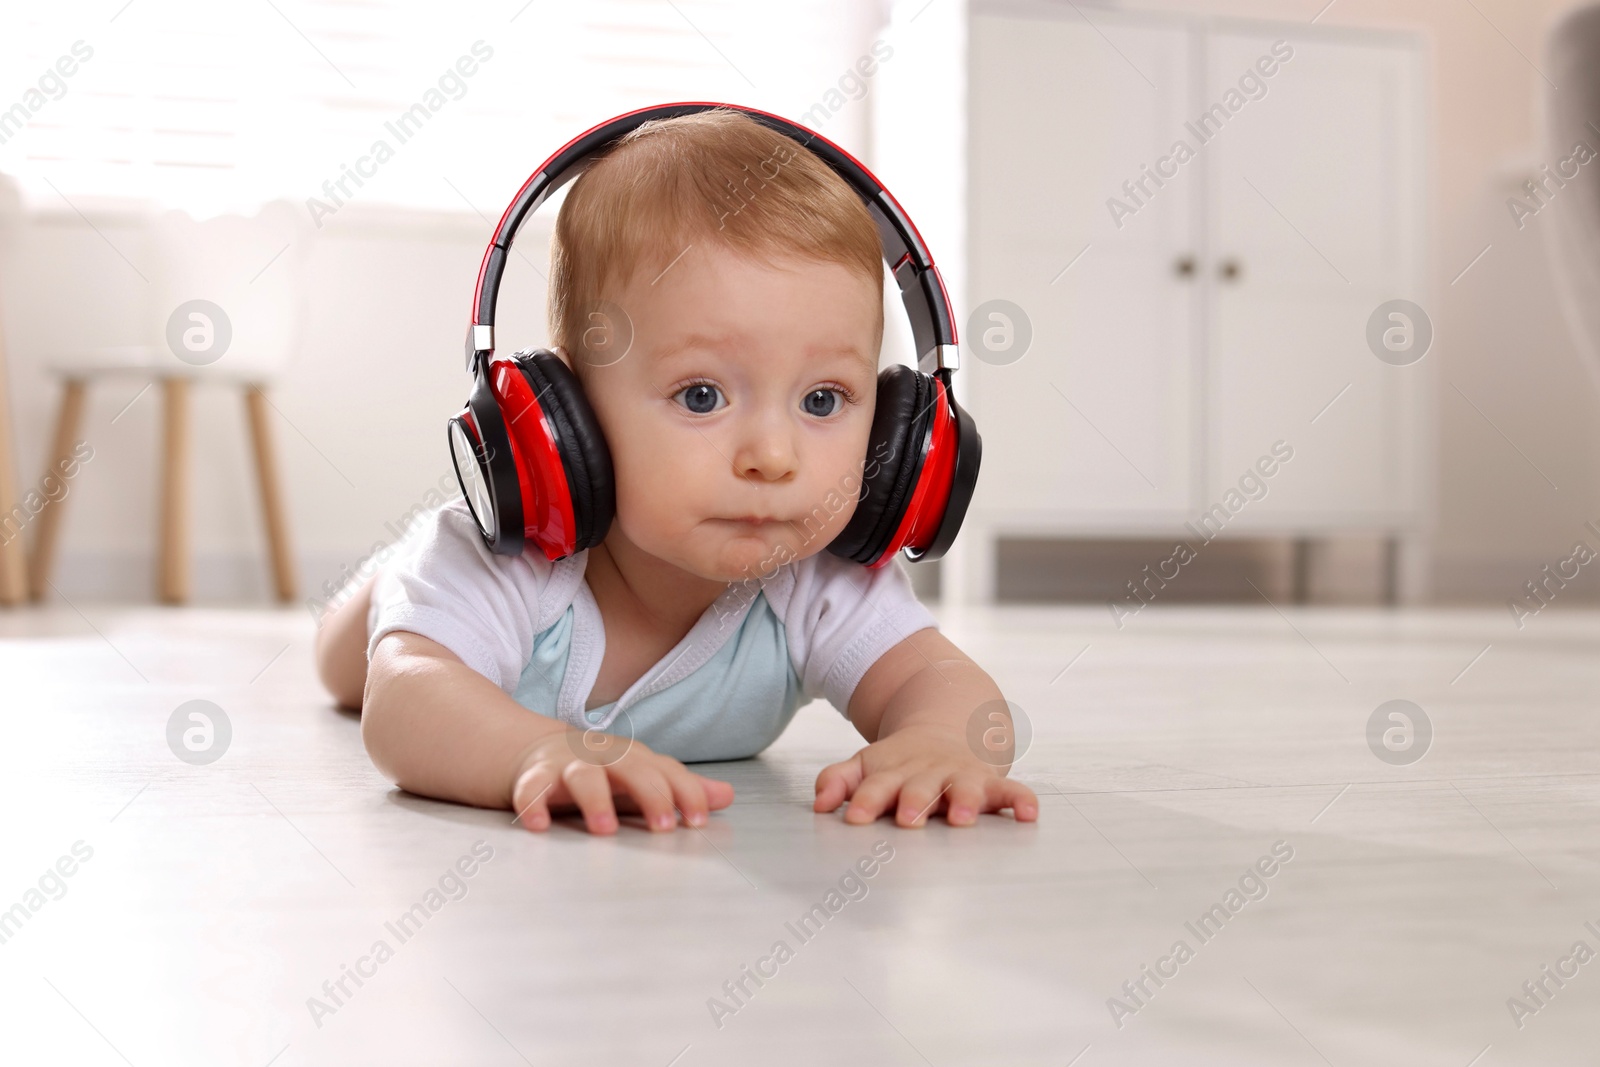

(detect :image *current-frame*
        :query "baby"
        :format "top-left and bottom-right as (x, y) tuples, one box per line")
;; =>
(313, 109), (1038, 834)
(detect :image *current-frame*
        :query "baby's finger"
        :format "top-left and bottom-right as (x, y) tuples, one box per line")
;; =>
(511, 764), (557, 832)
(990, 777), (1040, 822)
(662, 767), (710, 828)
(896, 772), (952, 827)
(944, 774), (990, 827)
(696, 774), (736, 811)
(843, 770), (906, 825)
(814, 755), (863, 813)
(613, 765), (677, 832)
(561, 759), (619, 834)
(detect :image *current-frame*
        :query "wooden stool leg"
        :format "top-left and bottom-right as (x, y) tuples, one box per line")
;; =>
(244, 384), (296, 603)
(28, 378), (88, 601)
(0, 324), (28, 607)
(157, 377), (190, 605)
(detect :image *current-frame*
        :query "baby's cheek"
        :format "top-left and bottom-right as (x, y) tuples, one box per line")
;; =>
(811, 451), (868, 530)
(613, 479), (688, 547)
(630, 454), (700, 511)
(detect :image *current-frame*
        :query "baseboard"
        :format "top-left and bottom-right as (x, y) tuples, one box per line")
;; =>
(24, 549), (381, 619)
(20, 544), (1591, 612)
(1430, 549), (1600, 605)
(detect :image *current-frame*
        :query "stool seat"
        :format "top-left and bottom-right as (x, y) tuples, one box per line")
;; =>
(28, 362), (297, 605)
(45, 345), (282, 384)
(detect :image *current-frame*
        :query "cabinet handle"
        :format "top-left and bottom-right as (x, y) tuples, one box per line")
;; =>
(1218, 258), (1243, 282)
(1174, 255), (1196, 278)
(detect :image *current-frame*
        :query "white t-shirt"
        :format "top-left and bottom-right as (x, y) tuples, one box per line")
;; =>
(363, 499), (938, 755)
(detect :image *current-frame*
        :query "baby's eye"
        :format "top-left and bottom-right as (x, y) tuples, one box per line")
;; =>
(802, 388), (843, 417)
(674, 383), (726, 414)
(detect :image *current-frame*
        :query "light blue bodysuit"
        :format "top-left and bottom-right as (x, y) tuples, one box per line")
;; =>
(511, 586), (803, 763)
(365, 500), (939, 764)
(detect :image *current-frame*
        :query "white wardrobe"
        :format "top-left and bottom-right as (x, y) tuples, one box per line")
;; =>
(874, 0), (1431, 604)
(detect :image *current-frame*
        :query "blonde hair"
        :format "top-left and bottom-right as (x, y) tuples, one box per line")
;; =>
(547, 108), (884, 364)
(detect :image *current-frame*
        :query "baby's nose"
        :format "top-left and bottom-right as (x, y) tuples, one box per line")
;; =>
(733, 414), (799, 483)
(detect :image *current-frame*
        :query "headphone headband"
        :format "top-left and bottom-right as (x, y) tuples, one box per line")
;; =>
(465, 101), (959, 377)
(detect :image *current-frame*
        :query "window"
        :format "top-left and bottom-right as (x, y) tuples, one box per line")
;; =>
(0, 0), (885, 220)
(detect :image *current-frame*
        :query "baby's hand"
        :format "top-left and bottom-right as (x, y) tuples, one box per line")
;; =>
(509, 730), (733, 835)
(813, 722), (1039, 828)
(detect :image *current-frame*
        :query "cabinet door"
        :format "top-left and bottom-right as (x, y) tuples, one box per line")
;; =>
(1203, 29), (1424, 523)
(969, 10), (1197, 523)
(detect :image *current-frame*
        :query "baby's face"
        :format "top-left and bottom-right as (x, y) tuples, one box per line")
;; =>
(571, 241), (881, 583)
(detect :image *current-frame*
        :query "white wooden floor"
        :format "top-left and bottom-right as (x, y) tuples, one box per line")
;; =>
(0, 601), (1596, 1066)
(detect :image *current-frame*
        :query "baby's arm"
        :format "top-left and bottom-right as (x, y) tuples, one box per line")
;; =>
(812, 628), (1039, 827)
(363, 631), (733, 834)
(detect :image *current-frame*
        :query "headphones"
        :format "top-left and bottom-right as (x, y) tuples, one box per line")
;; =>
(448, 102), (980, 569)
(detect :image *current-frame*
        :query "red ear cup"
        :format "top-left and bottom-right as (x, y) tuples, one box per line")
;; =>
(451, 349), (613, 560)
(828, 366), (981, 568)
(513, 350), (615, 553)
(911, 380), (980, 563)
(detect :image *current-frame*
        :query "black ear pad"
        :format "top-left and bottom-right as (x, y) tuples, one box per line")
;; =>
(829, 364), (934, 566)
(515, 349), (615, 550)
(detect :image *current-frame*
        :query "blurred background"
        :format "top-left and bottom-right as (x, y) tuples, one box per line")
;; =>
(0, 0), (1593, 620)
